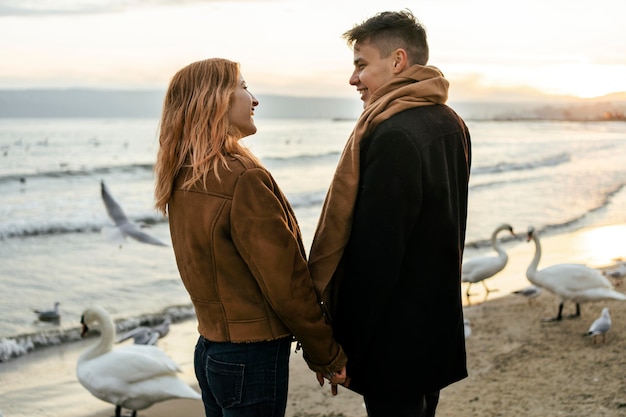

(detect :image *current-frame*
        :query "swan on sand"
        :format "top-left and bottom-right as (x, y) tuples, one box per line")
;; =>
(525, 226), (626, 322)
(77, 306), (200, 417)
(462, 223), (516, 298)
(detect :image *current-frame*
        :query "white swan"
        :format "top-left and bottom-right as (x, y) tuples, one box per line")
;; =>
(525, 226), (626, 322)
(77, 306), (200, 417)
(462, 223), (515, 297)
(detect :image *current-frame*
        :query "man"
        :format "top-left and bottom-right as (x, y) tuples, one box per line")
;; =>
(309, 10), (471, 417)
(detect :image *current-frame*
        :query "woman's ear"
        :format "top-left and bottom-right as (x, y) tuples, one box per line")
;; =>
(392, 48), (409, 74)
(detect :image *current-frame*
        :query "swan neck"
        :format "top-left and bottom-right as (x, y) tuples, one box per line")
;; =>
(527, 234), (542, 278)
(492, 228), (507, 256)
(79, 311), (116, 362)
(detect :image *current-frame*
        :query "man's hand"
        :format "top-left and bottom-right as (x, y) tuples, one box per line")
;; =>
(315, 366), (348, 396)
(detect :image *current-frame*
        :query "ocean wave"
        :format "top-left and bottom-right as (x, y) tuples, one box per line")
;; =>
(464, 182), (626, 249)
(261, 150), (341, 167)
(469, 177), (533, 191)
(0, 153), (339, 185)
(0, 215), (167, 240)
(0, 304), (196, 363)
(0, 191), (325, 239)
(471, 152), (569, 175)
(287, 190), (327, 209)
(0, 163), (154, 185)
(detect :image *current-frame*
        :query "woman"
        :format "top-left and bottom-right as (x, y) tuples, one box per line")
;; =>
(154, 58), (346, 417)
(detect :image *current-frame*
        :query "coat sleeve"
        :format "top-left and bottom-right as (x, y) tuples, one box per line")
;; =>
(230, 168), (347, 373)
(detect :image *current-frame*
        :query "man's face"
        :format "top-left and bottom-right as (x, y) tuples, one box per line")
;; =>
(349, 40), (396, 106)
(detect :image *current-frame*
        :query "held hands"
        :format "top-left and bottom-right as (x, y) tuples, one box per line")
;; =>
(315, 366), (348, 396)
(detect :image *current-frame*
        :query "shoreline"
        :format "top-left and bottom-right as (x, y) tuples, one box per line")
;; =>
(1, 223), (625, 417)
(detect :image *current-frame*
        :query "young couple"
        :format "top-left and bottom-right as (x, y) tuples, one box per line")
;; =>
(154, 9), (471, 417)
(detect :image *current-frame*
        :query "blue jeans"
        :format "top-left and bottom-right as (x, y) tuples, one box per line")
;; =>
(194, 336), (291, 417)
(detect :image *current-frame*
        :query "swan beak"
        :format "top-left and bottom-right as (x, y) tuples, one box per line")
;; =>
(80, 315), (89, 338)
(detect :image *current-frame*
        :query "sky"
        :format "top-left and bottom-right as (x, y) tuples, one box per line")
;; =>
(1, 0), (625, 102)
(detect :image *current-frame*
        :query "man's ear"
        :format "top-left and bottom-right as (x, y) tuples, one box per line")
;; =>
(392, 48), (409, 74)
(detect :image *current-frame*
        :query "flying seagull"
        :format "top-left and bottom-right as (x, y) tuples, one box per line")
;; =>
(100, 180), (168, 247)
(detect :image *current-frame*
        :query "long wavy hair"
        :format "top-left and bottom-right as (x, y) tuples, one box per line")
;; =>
(154, 58), (258, 215)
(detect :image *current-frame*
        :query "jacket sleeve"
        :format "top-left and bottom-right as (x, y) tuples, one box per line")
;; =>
(230, 168), (347, 373)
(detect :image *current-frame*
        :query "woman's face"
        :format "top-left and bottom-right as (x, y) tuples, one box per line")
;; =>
(228, 73), (259, 138)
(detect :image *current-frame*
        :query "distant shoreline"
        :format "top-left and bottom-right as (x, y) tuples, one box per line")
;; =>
(1, 89), (625, 121)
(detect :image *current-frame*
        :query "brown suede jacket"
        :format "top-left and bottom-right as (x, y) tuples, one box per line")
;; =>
(167, 156), (346, 374)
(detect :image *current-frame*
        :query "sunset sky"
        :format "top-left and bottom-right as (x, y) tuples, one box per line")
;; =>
(1, 0), (625, 102)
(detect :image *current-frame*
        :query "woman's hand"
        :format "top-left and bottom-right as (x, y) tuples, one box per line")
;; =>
(315, 366), (348, 396)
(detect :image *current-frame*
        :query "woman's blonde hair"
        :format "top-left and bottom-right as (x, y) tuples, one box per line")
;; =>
(154, 58), (258, 215)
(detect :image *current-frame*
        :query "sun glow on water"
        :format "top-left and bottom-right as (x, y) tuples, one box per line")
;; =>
(575, 225), (626, 267)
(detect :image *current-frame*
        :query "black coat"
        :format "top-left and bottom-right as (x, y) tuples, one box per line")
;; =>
(333, 104), (471, 395)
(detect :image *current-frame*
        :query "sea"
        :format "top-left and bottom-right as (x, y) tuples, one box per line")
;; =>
(1, 112), (626, 362)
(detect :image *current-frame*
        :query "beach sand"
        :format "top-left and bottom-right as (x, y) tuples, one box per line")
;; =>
(1, 224), (625, 417)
